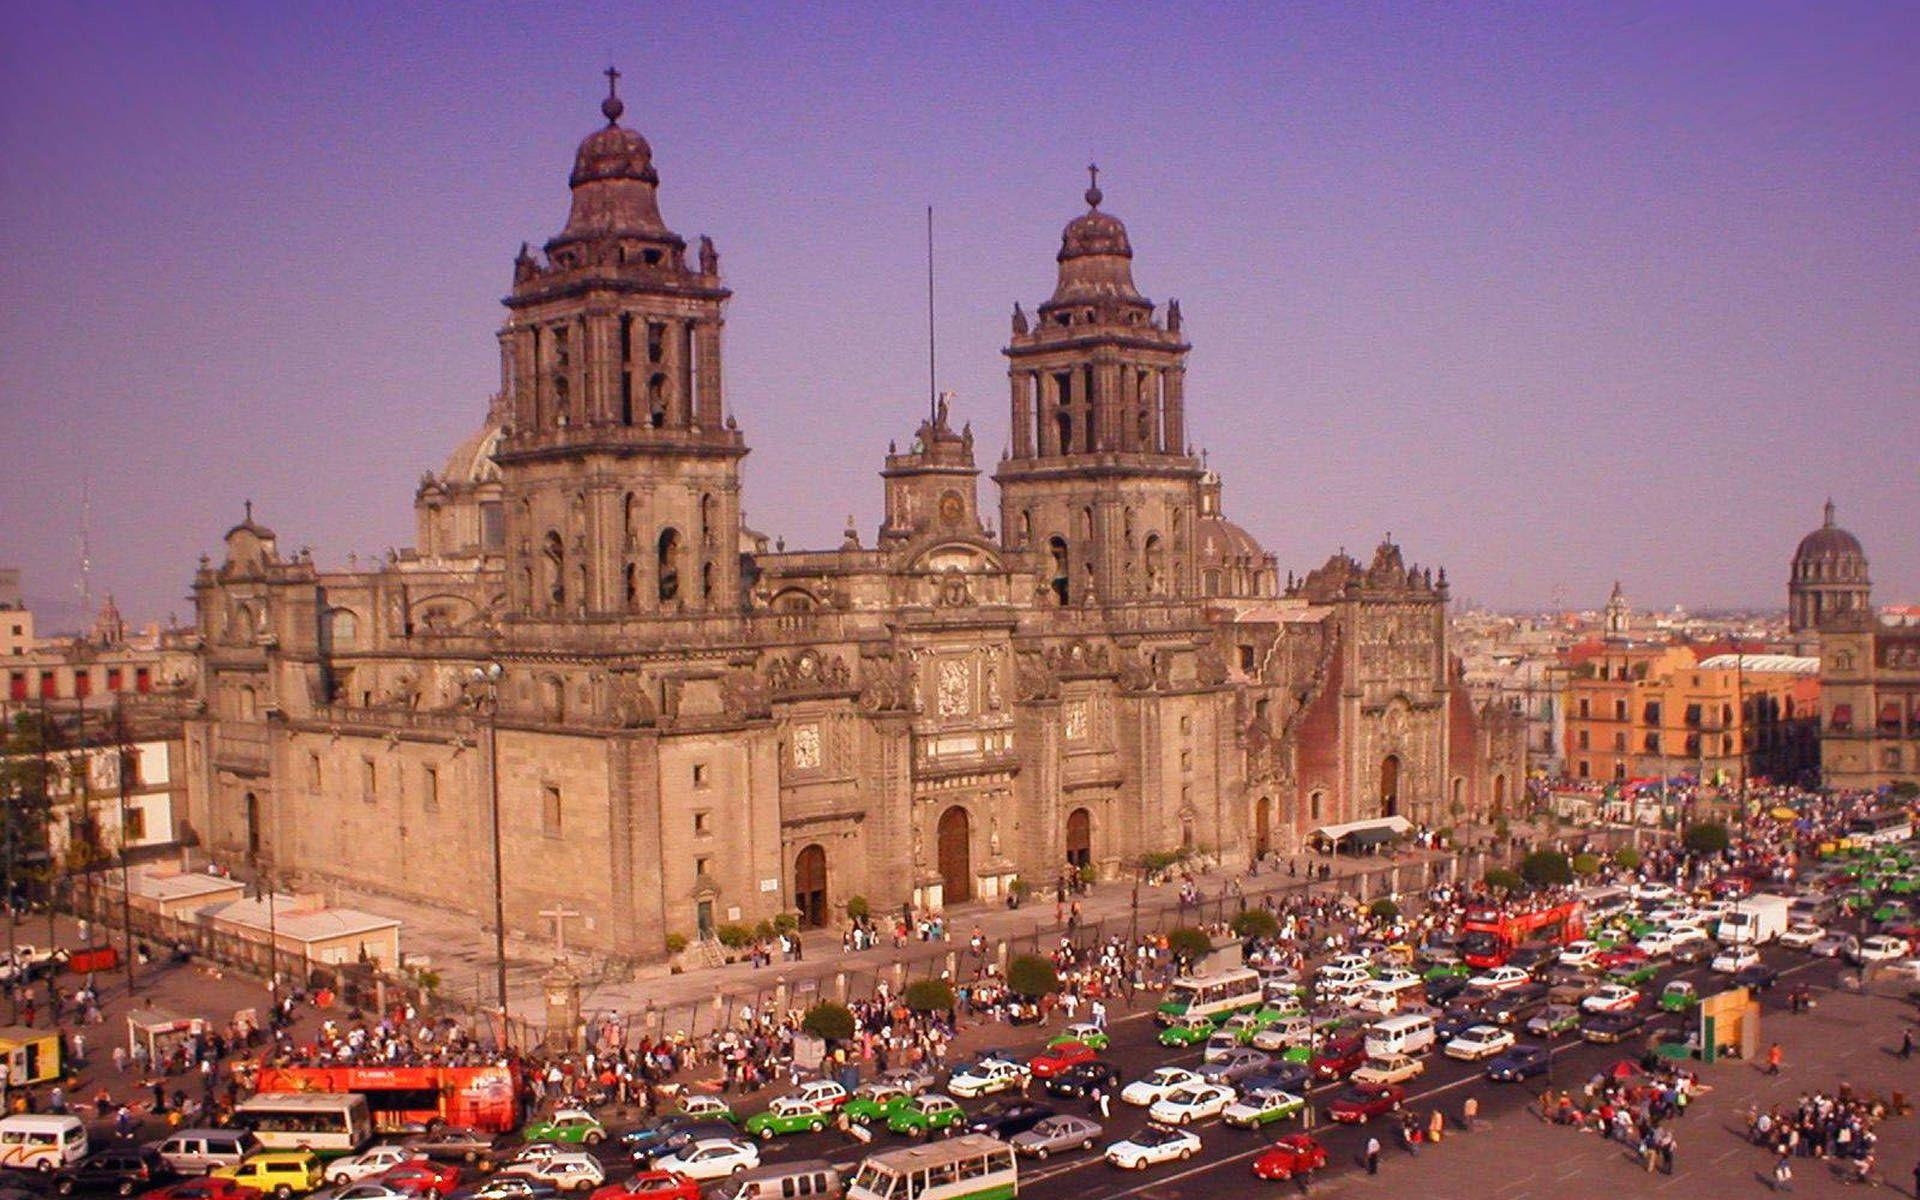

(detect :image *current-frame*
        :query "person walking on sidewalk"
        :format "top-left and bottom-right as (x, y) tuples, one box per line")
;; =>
(1365, 1136), (1381, 1175)
(1767, 1043), (1783, 1076)
(1900, 1029), (1913, 1060)
(1773, 1150), (1793, 1191)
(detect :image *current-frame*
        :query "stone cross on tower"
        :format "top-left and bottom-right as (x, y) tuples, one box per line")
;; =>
(539, 904), (582, 957)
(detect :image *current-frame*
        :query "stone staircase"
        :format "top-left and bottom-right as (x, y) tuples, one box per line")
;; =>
(694, 937), (727, 969)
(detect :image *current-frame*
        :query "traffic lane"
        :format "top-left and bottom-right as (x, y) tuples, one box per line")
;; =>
(555, 942), (1839, 1192)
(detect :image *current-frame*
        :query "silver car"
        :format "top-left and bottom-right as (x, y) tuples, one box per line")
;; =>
(1009, 1114), (1104, 1159)
(1198, 1047), (1273, 1085)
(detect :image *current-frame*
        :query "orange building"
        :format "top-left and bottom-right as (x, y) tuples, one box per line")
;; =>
(1563, 642), (1819, 786)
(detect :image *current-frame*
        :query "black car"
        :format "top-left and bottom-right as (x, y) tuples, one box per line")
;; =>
(1484, 983), (1550, 1025)
(1507, 943), (1559, 973)
(1425, 975), (1472, 1005)
(1580, 1010), (1648, 1044)
(967, 1100), (1056, 1140)
(629, 1120), (736, 1162)
(53, 1149), (172, 1197)
(1434, 1011), (1484, 1043)
(1734, 963), (1781, 991)
(1044, 1059), (1120, 1099)
(402, 1126), (499, 1165)
(1671, 940), (1715, 965)
(1484, 1044), (1551, 1083)
(1239, 1062), (1313, 1095)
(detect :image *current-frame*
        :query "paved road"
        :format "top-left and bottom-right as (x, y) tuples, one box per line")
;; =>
(519, 939), (1844, 1199)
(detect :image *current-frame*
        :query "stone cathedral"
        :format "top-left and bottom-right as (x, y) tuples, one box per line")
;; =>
(182, 83), (1524, 959)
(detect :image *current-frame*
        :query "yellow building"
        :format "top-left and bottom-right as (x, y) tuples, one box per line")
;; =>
(1563, 641), (1819, 786)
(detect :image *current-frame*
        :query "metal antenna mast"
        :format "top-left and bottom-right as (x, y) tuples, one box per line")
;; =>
(926, 205), (937, 423)
(77, 480), (93, 619)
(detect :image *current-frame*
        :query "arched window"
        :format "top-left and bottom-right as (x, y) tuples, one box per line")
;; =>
(542, 531), (565, 608)
(1080, 507), (1094, 541)
(648, 373), (667, 426)
(1144, 534), (1164, 594)
(1048, 537), (1069, 606)
(623, 493), (639, 543)
(700, 494), (717, 546)
(657, 528), (683, 602)
(1019, 511), (1033, 547)
(1055, 409), (1072, 453)
(624, 563), (639, 609)
(702, 561), (715, 601)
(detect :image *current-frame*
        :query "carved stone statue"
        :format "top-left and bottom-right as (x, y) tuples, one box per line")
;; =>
(698, 235), (718, 275)
(1012, 302), (1028, 335)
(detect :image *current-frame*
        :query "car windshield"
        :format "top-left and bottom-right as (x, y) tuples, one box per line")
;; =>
(1136, 1127), (1176, 1146)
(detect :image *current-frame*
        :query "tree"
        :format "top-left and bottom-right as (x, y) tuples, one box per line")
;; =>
(1368, 898), (1400, 920)
(1007, 955), (1059, 999)
(1167, 926), (1213, 966)
(801, 1002), (855, 1043)
(1229, 909), (1279, 941)
(1520, 850), (1572, 888)
(1483, 867), (1523, 893)
(1614, 847), (1642, 871)
(1571, 853), (1601, 877)
(1683, 822), (1731, 856)
(904, 978), (955, 1013)
(844, 895), (871, 921)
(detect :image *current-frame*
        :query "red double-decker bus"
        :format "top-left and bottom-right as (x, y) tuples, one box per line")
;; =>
(1459, 900), (1585, 969)
(253, 1065), (521, 1134)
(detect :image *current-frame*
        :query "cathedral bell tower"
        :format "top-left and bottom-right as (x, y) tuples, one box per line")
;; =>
(995, 168), (1203, 606)
(493, 72), (745, 619)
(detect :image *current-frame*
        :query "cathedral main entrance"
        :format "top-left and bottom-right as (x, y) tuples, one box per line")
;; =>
(938, 806), (972, 903)
(1066, 808), (1092, 868)
(793, 844), (827, 928)
(1379, 755), (1401, 818)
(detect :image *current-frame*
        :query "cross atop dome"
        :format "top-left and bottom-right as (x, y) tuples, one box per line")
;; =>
(1086, 162), (1102, 209)
(602, 65), (624, 126)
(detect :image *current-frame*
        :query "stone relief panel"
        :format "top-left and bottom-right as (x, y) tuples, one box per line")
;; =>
(937, 658), (972, 717)
(792, 722), (821, 770)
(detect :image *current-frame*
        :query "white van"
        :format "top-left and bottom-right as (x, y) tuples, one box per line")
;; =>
(0, 1114), (88, 1171)
(711, 1159), (844, 1200)
(1356, 977), (1424, 1016)
(1363, 1012), (1437, 1059)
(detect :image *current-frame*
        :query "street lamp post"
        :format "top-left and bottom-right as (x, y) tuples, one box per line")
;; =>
(471, 663), (508, 1038)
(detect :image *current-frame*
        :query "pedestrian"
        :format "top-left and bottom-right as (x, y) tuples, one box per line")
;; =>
(1901, 1029), (1913, 1061)
(1773, 1150), (1792, 1191)
(1462, 1095), (1479, 1132)
(1365, 1135), (1381, 1175)
(1767, 1042), (1783, 1076)
(1428, 1108), (1444, 1145)
(1095, 1087), (1110, 1120)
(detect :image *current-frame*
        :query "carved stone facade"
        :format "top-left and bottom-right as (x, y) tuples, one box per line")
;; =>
(179, 85), (1524, 959)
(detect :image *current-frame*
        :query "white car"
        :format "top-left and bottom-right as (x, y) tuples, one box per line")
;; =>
(789, 1079), (849, 1109)
(1582, 984), (1640, 1014)
(1666, 924), (1711, 950)
(1373, 966), (1421, 989)
(1634, 930), (1676, 958)
(327, 1146), (419, 1185)
(1779, 922), (1825, 950)
(1559, 940), (1600, 969)
(1250, 1015), (1315, 1052)
(948, 1057), (1028, 1098)
(1467, 966), (1530, 991)
(652, 1138), (760, 1182)
(1317, 965), (1369, 990)
(1711, 946), (1761, 974)
(502, 1152), (605, 1192)
(1858, 935), (1910, 964)
(1147, 1083), (1237, 1125)
(1351, 1054), (1425, 1086)
(1444, 1024), (1517, 1061)
(1121, 1067), (1204, 1107)
(1104, 1123), (1201, 1171)
(1631, 882), (1677, 902)
(1329, 953), (1375, 973)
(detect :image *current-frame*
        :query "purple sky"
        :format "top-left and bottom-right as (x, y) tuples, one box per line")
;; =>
(3, 3), (1915, 630)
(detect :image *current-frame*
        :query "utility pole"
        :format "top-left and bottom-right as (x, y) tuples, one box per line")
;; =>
(114, 700), (135, 995)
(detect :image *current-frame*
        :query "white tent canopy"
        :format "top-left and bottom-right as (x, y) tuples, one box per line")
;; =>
(1309, 816), (1413, 844)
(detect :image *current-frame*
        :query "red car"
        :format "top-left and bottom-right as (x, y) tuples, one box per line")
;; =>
(1027, 1041), (1099, 1079)
(588, 1173), (701, 1200)
(375, 1163), (462, 1198)
(1327, 1082), (1405, 1124)
(1252, 1134), (1330, 1182)
(1310, 1034), (1366, 1081)
(145, 1182), (264, 1200)
(1594, 946), (1648, 972)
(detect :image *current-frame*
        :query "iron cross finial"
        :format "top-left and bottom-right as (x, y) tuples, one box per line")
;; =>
(1085, 162), (1102, 209)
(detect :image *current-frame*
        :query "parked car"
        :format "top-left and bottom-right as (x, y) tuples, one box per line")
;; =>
(1103, 1124), (1200, 1171)
(1008, 1115), (1103, 1160)
(1251, 1134), (1328, 1183)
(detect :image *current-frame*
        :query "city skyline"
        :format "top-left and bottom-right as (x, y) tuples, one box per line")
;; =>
(3, 3), (1916, 628)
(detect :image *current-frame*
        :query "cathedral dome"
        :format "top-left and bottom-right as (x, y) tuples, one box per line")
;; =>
(545, 71), (674, 257)
(439, 422), (503, 486)
(1044, 168), (1149, 312)
(1794, 500), (1865, 566)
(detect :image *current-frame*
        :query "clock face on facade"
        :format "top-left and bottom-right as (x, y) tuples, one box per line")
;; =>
(939, 492), (965, 525)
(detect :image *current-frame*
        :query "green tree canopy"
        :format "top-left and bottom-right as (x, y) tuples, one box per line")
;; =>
(1570, 853), (1601, 877)
(1614, 847), (1642, 871)
(1167, 926), (1214, 965)
(1229, 909), (1279, 941)
(1520, 850), (1573, 888)
(1368, 898), (1401, 920)
(904, 978), (956, 1013)
(1007, 954), (1059, 999)
(1483, 867), (1523, 893)
(1683, 822), (1731, 856)
(801, 1002), (855, 1043)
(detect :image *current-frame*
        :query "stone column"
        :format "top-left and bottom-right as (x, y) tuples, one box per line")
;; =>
(1009, 372), (1032, 458)
(661, 319), (688, 428)
(1038, 372), (1059, 456)
(1164, 366), (1186, 453)
(695, 320), (724, 430)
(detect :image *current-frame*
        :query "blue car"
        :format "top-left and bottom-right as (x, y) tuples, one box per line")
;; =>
(1485, 1044), (1551, 1083)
